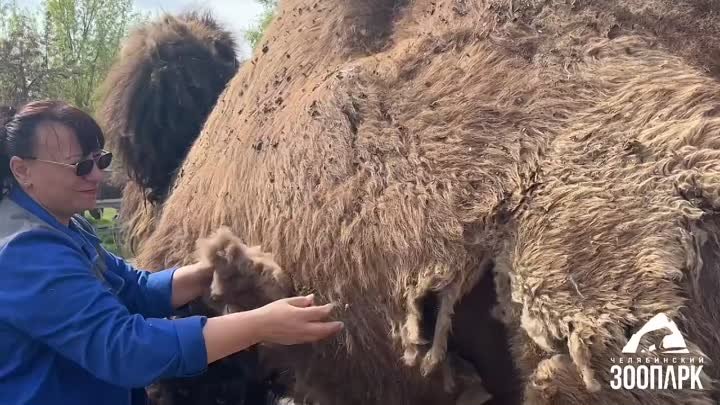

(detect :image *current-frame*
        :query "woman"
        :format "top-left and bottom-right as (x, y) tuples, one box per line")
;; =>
(0, 100), (344, 405)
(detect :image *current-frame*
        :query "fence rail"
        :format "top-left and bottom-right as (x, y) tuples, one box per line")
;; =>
(96, 198), (121, 209)
(87, 201), (123, 254)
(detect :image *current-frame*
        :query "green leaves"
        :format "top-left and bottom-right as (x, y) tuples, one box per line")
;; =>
(0, 2), (49, 105)
(83, 207), (123, 255)
(245, 0), (277, 50)
(44, 0), (141, 112)
(0, 0), (144, 112)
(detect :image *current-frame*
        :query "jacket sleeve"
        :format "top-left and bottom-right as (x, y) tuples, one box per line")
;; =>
(0, 230), (208, 388)
(103, 250), (179, 319)
(71, 213), (180, 318)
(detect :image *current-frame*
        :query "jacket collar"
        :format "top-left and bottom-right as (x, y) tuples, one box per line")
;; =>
(8, 186), (100, 246)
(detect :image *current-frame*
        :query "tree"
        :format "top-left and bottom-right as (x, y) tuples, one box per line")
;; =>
(44, 0), (144, 112)
(0, 0), (144, 110)
(0, 2), (50, 105)
(244, 0), (277, 50)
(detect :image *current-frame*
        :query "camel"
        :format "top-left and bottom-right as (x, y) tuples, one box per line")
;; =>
(96, 1), (720, 404)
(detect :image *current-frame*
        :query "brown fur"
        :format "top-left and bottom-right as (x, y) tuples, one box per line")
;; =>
(94, 11), (287, 405)
(101, 0), (720, 404)
(95, 11), (239, 254)
(197, 226), (293, 313)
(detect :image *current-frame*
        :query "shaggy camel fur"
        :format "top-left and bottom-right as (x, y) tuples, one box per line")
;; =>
(95, 12), (288, 405)
(96, 1), (720, 404)
(200, 227), (294, 312)
(96, 11), (239, 255)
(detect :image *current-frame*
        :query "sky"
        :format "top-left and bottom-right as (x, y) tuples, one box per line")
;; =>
(16, 0), (267, 57)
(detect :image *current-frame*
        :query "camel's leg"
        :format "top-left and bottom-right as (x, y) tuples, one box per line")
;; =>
(402, 260), (489, 381)
(520, 303), (600, 392)
(401, 259), (492, 393)
(520, 306), (556, 354)
(420, 281), (464, 377)
(420, 258), (491, 379)
(524, 354), (578, 405)
(401, 290), (429, 367)
(568, 326), (601, 392)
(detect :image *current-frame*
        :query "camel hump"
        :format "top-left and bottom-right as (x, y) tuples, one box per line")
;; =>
(95, 10), (239, 204)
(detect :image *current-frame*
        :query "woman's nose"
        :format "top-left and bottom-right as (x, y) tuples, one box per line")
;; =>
(84, 162), (104, 183)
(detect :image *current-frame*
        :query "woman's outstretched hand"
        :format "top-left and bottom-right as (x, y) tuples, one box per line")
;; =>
(202, 294), (344, 364)
(255, 294), (344, 345)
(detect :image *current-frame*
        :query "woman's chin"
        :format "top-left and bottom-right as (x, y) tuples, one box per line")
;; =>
(78, 195), (98, 211)
(78, 190), (98, 200)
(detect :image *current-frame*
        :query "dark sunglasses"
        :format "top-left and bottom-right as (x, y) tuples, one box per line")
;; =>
(25, 150), (113, 177)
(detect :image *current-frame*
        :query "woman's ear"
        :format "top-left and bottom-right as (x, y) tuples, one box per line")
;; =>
(9, 156), (32, 187)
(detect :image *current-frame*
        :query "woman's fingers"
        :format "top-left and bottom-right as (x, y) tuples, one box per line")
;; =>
(304, 321), (345, 341)
(253, 295), (344, 345)
(284, 294), (315, 308)
(291, 300), (343, 341)
(298, 303), (336, 321)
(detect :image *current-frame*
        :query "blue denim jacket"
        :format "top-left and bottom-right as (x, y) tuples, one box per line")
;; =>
(0, 186), (208, 405)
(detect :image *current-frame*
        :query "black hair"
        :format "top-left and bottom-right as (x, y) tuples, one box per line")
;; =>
(0, 100), (105, 197)
(95, 11), (239, 204)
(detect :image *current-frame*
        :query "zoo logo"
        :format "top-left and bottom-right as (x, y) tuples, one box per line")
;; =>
(610, 313), (705, 391)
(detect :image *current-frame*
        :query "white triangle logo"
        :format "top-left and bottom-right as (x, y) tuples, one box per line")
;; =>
(622, 313), (689, 354)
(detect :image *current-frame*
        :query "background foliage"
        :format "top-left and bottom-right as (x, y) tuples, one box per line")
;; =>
(0, 0), (145, 112)
(1, 0), (280, 109)
(244, 0), (277, 50)
(1, 0), (278, 254)
(83, 207), (122, 255)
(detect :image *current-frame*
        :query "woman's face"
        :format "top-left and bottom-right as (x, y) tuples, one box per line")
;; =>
(13, 121), (104, 223)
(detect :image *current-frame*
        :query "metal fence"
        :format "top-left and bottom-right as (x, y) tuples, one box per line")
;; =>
(96, 198), (121, 209)
(88, 200), (123, 255)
